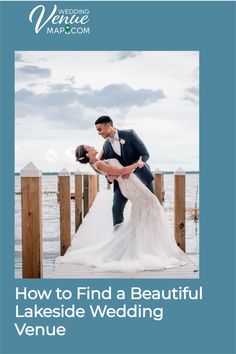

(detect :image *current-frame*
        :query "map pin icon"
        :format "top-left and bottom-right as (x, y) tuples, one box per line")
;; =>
(65, 25), (70, 33)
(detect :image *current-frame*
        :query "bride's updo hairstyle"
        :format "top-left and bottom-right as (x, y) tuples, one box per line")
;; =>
(75, 145), (90, 164)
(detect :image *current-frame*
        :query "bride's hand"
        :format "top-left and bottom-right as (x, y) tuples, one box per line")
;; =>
(107, 174), (118, 182)
(121, 159), (144, 176)
(122, 165), (136, 175)
(121, 173), (131, 180)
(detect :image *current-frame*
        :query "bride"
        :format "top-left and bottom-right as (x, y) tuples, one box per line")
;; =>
(58, 144), (189, 272)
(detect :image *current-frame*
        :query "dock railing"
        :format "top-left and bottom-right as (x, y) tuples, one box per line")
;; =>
(19, 162), (186, 278)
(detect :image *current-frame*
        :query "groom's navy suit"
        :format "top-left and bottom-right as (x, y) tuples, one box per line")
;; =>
(102, 129), (154, 227)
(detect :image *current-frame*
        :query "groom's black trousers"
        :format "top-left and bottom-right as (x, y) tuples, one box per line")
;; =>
(112, 181), (154, 228)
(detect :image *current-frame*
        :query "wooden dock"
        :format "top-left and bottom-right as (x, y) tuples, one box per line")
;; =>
(54, 190), (199, 279)
(19, 162), (199, 279)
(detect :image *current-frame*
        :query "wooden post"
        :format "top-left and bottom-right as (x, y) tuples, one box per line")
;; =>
(92, 175), (97, 204)
(97, 175), (100, 193)
(74, 170), (83, 233)
(174, 167), (186, 251)
(92, 175), (95, 205)
(161, 174), (165, 202)
(20, 162), (43, 278)
(58, 169), (71, 256)
(89, 175), (93, 208)
(154, 169), (163, 204)
(83, 174), (89, 217)
(90, 175), (97, 207)
(83, 174), (99, 217)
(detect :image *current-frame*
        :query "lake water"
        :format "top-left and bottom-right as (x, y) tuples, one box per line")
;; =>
(15, 174), (199, 278)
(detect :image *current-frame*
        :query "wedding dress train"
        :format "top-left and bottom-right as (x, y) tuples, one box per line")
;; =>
(58, 158), (188, 272)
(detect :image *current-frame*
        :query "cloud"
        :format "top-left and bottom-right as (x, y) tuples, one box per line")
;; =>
(15, 53), (25, 62)
(64, 147), (75, 163)
(15, 87), (92, 129)
(48, 83), (77, 93)
(112, 51), (141, 61)
(66, 76), (76, 85)
(15, 83), (166, 129)
(16, 65), (51, 78)
(45, 150), (59, 163)
(183, 86), (199, 104)
(78, 83), (166, 109)
(187, 87), (198, 96)
(15, 87), (78, 108)
(193, 67), (199, 80)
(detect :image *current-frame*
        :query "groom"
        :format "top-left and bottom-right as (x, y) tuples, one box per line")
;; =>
(95, 115), (154, 230)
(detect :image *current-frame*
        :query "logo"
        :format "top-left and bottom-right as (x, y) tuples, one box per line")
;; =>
(29, 4), (90, 35)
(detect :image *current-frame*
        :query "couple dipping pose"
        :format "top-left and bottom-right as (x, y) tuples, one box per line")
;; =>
(59, 116), (188, 272)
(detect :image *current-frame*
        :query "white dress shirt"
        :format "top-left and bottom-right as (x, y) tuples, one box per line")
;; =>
(108, 130), (121, 156)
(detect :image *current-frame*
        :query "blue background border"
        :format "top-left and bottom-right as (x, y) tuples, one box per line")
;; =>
(0, 1), (235, 353)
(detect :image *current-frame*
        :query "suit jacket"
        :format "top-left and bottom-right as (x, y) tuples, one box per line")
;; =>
(102, 129), (154, 190)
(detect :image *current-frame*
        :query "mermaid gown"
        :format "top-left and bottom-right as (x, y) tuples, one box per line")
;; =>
(58, 158), (189, 272)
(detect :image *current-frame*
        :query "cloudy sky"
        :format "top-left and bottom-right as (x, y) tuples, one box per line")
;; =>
(15, 51), (199, 173)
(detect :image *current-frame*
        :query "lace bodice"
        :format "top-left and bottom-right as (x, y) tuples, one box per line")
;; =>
(94, 158), (156, 204)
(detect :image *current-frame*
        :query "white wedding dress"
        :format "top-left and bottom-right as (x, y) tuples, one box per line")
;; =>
(58, 158), (188, 272)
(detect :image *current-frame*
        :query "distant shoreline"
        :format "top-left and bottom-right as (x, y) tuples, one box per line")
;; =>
(15, 171), (200, 176)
